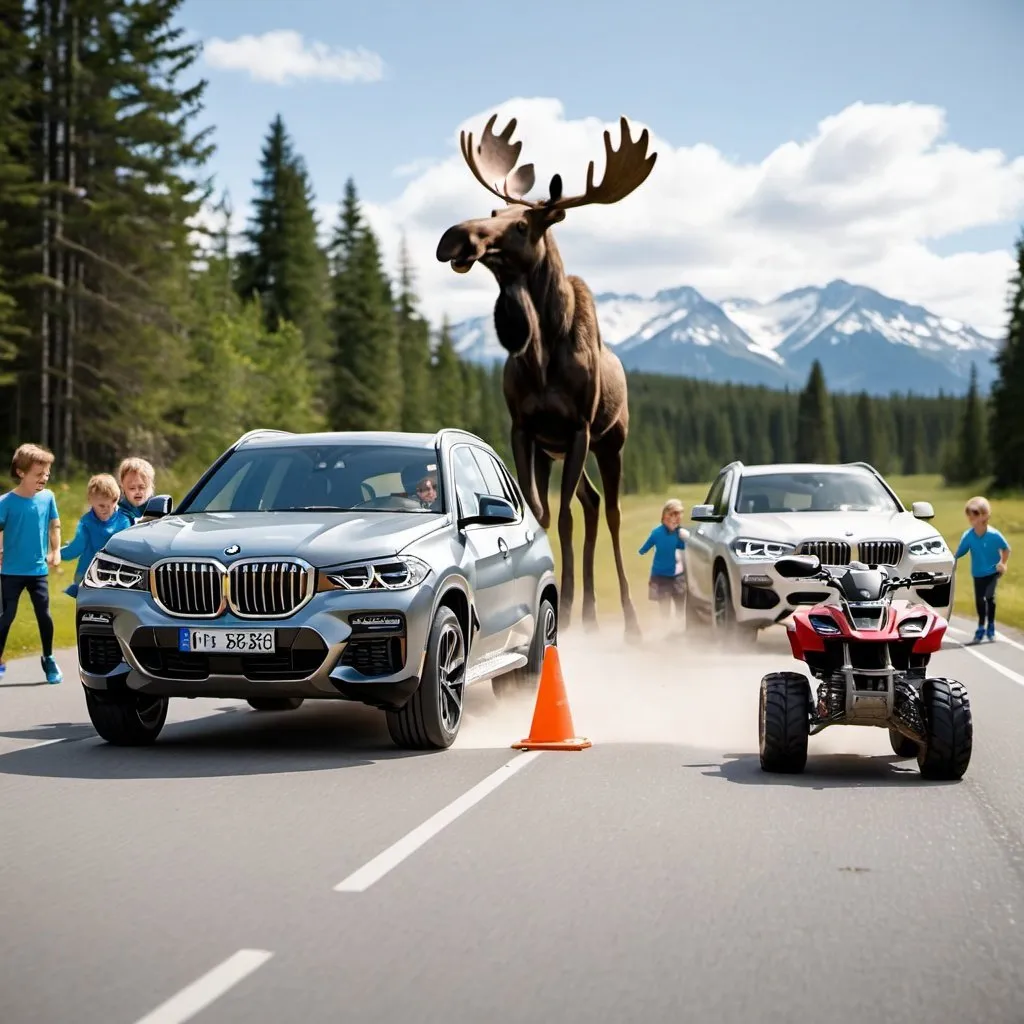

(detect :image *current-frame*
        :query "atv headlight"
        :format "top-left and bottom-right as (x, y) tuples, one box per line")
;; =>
(731, 538), (796, 560)
(898, 616), (928, 637)
(325, 555), (431, 592)
(83, 553), (149, 591)
(908, 538), (949, 558)
(809, 614), (843, 636)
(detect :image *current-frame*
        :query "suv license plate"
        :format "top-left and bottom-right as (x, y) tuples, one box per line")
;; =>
(178, 628), (276, 654)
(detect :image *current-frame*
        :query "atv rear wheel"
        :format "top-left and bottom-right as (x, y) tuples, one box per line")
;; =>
(917, 677), (972, 780)
(759, 671), (811, 773)
(888, 727), (918, 758)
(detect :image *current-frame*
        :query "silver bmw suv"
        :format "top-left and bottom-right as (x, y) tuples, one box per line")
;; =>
(75, 428), (558, 750)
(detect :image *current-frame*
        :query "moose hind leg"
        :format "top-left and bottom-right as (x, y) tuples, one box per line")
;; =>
(595, 440), (641, 643)
(533, 447), (553, 531)
(576, 466), (601, 631)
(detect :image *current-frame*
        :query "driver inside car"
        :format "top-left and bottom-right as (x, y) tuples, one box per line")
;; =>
(414, 475), (441, 511)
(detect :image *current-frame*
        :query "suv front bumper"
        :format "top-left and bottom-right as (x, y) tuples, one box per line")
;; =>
(75, 583), (443, 711)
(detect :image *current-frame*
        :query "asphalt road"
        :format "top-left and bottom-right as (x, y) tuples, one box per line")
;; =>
(2, 613), (1023, 1024)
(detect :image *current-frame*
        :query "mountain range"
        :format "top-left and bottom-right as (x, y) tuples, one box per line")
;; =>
(447, 279), (1002, 397)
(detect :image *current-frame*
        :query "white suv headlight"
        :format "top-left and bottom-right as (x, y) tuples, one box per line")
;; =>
(730, 538), (796, 560)
(908, 538), (950, 557)
(83, 553), (149, 591)
(325, 555), (431, 591)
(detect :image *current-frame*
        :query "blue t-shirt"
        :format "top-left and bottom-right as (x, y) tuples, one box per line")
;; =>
(0, 489), (60, 576)
(639, 523), (686, 578)
(954, 526), (1010, 578)
(61, 507), (134, 584)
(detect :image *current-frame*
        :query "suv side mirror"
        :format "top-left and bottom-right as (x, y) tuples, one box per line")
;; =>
(141, 495), (173, 519)
(775, 554), (821, 579)
(458, 494), (517, 528)
(690, 503), (721, 523)
(911, 501), (935, 520)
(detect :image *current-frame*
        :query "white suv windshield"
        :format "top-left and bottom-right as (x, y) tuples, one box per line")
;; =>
(181, 444), (445, 513)
(735, 470), (900, 514)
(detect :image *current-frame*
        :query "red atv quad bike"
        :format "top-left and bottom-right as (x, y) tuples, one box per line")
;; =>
(752, 553), (972, 780)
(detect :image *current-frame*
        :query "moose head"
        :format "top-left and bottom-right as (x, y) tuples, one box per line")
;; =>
(436, 113), (658, 283)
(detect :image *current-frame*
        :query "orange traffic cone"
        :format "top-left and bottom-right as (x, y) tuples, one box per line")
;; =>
(512, 645), (592, 751)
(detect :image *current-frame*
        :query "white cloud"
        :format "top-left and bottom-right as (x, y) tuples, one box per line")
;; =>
(203, 30), (384, 85)
(352, 97), (1024, 337)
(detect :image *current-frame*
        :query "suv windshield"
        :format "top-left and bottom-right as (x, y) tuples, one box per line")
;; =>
(735, 470), (900, 514)
(179, 443), (446, 514)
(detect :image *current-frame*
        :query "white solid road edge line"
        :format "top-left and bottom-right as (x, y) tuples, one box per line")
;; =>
(944, 630), (1024, 689)
(131, 949), (273, 1024)
(335, 750), (544, 893)
(948, 622), (1024, 654)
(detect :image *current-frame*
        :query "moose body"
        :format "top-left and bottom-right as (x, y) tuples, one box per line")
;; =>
(436, 114), (655, 638)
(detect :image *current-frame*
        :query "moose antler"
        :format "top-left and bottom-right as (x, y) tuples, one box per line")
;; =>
(547, 117), (657, 211)
(460, 113), (657, 211)
(460, 114), (537, 205)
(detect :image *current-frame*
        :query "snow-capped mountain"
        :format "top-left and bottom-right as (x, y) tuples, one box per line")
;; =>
(447, 279), (1001, 396)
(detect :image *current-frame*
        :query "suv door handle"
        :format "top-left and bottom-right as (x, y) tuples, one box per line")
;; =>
(498, 537), (509, 558)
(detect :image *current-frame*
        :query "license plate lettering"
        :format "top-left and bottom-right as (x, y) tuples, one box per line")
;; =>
(178, 628), (275, 654)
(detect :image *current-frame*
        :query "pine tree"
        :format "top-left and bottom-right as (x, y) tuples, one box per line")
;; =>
(394, 235), (432, 432)
(989, 230), (1024, 491)
(430, 318), (464, 428)
(945, 362), (988, 485)
(795, 360), (839, 463)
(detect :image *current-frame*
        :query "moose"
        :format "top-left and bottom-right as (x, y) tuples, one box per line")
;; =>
(436, 113), (658, 641)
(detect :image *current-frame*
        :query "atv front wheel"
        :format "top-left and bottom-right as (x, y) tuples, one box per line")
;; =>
(758, 671), (811, 773)
(917, 677), (972, 780)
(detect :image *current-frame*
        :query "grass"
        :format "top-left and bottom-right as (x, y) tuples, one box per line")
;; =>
(2, 473), (1019, 663)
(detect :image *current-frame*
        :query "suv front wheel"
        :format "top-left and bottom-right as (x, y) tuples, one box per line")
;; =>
(84, 686), (169, 745)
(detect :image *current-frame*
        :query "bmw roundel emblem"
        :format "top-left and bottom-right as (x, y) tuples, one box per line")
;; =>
(225, 544), (240, 556)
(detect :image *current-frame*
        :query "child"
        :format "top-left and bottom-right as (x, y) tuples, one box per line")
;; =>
(0, 443), (63, 683)
(117, 456), (155, 522)
(60, 473), (133, 598)
(954, 495), (1011, 643)
(639, 498), (688, 619)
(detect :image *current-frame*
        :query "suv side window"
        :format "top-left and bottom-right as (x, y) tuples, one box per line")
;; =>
(705, 473), (727, 513)
(470, 448), (518, 515)
(451, 445), (490, 519)
(715, 470), (735, 516)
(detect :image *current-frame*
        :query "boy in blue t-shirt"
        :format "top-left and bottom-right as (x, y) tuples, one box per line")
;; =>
(639, 498), (688, 620)
(60, 473), (133, 598)
(0, 443), (63, 683)
(954, 495), (1011, 643)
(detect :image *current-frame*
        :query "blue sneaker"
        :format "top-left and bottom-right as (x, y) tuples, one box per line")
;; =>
(41, 655), (63, 684)
(0, 661), (6, 680)
(974, 627), (985, 644)
(987, 625), (996, 642)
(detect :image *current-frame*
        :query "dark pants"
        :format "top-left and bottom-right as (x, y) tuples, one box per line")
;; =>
(649, 574), (686, 617)
(0, 575), (54, 659)
(973, 573), (998, 630)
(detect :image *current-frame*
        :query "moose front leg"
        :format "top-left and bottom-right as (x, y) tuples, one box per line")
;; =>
(557, 426), (590, 631)
(510, 427), (543, 521)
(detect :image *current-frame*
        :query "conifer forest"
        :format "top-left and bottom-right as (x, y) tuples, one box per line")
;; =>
(1, 0), (1022, 495)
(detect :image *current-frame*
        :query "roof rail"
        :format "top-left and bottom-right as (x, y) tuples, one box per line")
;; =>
(233, 428), (294, 446)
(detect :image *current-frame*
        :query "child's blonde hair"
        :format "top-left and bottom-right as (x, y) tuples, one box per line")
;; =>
(661, 498), (684, 519)
(87, 473), (120, 503)
(118, 456), (155, 486)
(966, 496), (991, 520)
(10, 442), (54, 481)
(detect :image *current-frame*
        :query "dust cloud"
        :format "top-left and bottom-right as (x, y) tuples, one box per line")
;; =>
(455, 620), (893, 757)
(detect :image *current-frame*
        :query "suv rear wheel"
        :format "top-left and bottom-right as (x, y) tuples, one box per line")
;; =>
(493, 596), (557, 701)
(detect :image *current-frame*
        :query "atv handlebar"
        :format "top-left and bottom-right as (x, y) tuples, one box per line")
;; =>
(764, 553), (951, 596)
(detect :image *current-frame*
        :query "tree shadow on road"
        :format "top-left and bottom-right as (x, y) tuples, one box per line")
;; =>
(688, 752), (962, 790)
(0, 701), (451, 781)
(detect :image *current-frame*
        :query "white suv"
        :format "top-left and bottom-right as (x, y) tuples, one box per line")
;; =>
(684, 461), (955, 638)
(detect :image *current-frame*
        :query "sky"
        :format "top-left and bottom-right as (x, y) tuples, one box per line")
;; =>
(176, 0), (1024, 337)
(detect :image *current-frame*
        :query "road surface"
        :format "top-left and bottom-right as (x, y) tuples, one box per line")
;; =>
(1, 614), (1023, 1024)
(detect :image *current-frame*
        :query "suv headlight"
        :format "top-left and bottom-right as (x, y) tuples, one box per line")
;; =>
(730, 538), (796, 560)
(908, 538), (949, 557)
(83, 554), (149, 591)
(324, 555), (431, 592)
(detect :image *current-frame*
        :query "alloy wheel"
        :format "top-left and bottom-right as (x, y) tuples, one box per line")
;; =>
(436, 622), (466, 733)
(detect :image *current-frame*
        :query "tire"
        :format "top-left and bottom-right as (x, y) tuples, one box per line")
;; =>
(713, 568), (757, 646)
(247, 697), (304, 711)
(493, 596), (557, 701)
(386, 605), (466, 750)
(917, 677), (972, 780)
(83, 685), (168, 746)
(888, 727), (918, 758)
(759, 671), (811, 773)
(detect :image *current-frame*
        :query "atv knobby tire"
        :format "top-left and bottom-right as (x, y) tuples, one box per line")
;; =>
(888, 727), (919, 758)
(917, 676), (972, 780)
(759, 671), (811, 773)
